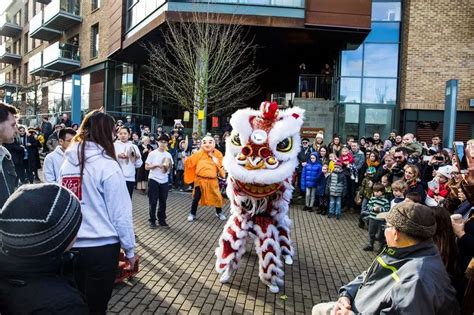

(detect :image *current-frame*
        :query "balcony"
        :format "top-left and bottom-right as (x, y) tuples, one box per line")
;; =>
(0, 44), (21, 64)
(298, 74), (336, 100)
(0, 73), (20, 90)
(30, 11), (62, 41)
(29, 50), (62, 77)
(0, 13), (22, 37)
(42, 42), (80, 72)
(43, 0), (81, 31)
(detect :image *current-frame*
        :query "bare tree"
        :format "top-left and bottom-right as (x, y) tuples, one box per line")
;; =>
(143, 10), (263, 134)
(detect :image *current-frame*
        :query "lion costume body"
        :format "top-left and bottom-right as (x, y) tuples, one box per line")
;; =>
(215, 101), (304, 293)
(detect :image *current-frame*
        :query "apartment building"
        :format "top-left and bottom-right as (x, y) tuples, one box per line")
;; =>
(0, 0), (111, 124)
(1, 0), (472, 139)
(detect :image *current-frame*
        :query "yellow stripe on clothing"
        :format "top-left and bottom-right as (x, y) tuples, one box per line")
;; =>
(376, 256), (400, 282)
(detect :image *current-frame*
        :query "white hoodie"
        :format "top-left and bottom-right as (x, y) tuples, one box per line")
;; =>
(43, 145), (65, 183)
(113, 140), (143, 181)
(59, 141), (135, 258)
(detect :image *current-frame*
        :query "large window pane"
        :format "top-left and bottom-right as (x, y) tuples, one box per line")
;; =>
(372, 2), (401, 21)
(341, 45), (363, 76)
(362, 78), (397, 104)
(364, 107), (393, 139)
(363, 44), (398, 77)
(338, 104), (360, 140)
(340, 78), (361, 103)
(365, 22), (400, 43)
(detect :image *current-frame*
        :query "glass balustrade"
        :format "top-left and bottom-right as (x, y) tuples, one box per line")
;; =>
(44, 0), (81, 23)
(43, 42), (80, 66)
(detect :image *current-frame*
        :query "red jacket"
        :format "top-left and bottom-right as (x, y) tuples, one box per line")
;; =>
(427, 182), (450, 198)
(341, 153), (354, 166)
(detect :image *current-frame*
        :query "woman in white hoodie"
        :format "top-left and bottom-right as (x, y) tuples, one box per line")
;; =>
(59, 110), (136, 314)
(114, 126), (142, 199)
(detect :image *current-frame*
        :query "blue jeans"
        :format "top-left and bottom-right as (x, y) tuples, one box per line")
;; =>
(329, 196), (342, 216)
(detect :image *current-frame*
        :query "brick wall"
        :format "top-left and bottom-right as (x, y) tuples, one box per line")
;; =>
(399, 0), (474, 111)
(73, 0), (111, 69)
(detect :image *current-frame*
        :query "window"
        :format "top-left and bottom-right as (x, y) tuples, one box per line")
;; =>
(25, 1), (29, 23)
(372, 2), (401, 21)
(362, 78), (397, 104)
(32, 0), (37, 16)
(364, 108), (393, 136)
(14, 10), (21, 26)
(365, 22), (400, 43)
(91, 0), (100, 10)
(90, 24), (99, 58)
(24, 33), (29, 53)
(340, 78), (361, 103)
(340, 46), (363, 77)
(363, 44), (399, 77)
(23, 62), (28, 84)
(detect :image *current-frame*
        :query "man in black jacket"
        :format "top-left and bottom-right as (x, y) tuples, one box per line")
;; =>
(0, 183), (87, 314)
(3, 137), (25, 186)
(313, 203), (459, 314)
(0, 102), (18, 207)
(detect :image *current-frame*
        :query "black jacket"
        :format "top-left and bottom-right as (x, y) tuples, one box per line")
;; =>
(0, 253), (88, 314)
(4, 139), (25, 166)
(340, 241), (460, 314)
(0, 146), (16, 207)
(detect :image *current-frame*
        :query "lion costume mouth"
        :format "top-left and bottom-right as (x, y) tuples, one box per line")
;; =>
(234, 180), (282, 198)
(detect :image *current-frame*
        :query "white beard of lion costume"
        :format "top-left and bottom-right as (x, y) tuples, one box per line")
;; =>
(215, 101), (304, 293)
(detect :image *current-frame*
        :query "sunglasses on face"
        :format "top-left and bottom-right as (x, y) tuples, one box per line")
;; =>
(394, 156), (403, 160)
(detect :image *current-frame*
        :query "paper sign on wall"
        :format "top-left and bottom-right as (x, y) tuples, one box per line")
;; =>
(198, 110), (205, 120)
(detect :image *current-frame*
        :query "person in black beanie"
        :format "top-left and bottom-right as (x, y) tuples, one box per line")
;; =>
(0, 183), (87, 314)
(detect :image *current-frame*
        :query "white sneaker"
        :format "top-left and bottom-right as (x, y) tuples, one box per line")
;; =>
(284, 255), (293, 265)
(268, 284), (279, 293)
(216, 212), (226, 221)
(187, 214), (196, 222)
(220, 267), (233, 283)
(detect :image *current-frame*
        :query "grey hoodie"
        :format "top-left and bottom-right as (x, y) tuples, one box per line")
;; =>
(43, 145), (65, 183)
(340, 241), (459, 314)
(59, 142), (135, 258)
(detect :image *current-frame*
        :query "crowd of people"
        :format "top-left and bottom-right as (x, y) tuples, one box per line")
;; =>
(0, 101), (473, 314)
(297, 131), (474, 313)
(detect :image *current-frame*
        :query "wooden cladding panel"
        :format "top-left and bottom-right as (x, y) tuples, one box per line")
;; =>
(416, 123), (471, 143)
(305, 0), (371, 29)
(107, 0), (124, 56)
(89, 70), (105, 110)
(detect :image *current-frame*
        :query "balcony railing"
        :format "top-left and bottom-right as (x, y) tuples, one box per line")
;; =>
(0, 44), (22, 64)
(43, 0), (82, 30)
(29, 50), (62, 77)
(0, 73), (20, 89)
(30, 10), (62, 40)
(0, 13), (22, 37)
(298, 74), (336, 100)
(43, 42), (80, 72)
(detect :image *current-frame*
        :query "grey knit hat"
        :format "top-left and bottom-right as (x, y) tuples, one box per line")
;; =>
(0, 183), (82, 257)
(386, 203), (436, 240)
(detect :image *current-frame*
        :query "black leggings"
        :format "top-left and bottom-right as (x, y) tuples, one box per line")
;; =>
(73, 243), (121, 315)
(190, 186), (222, 216)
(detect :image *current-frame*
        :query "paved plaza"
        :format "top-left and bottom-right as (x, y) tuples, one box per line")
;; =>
(109, 191), (377, 314)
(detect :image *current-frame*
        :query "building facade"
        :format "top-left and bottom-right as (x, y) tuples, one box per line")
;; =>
(0, 0), (472, 139)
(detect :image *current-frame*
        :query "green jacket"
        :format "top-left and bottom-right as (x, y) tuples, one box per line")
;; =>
(339, 241), (459, 314)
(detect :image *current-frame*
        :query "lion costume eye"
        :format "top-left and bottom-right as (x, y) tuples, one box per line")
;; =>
(276, 137), (293, 152)
(231, 133), (241, 146)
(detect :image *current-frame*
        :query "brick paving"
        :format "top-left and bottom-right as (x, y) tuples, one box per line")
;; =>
(109, 191), (377, 314)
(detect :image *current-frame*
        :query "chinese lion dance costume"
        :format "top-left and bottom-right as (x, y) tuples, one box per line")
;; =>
(215, 101), (304, 293)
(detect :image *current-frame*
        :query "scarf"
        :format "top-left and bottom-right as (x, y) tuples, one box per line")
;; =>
(366, 159), (380, 168)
